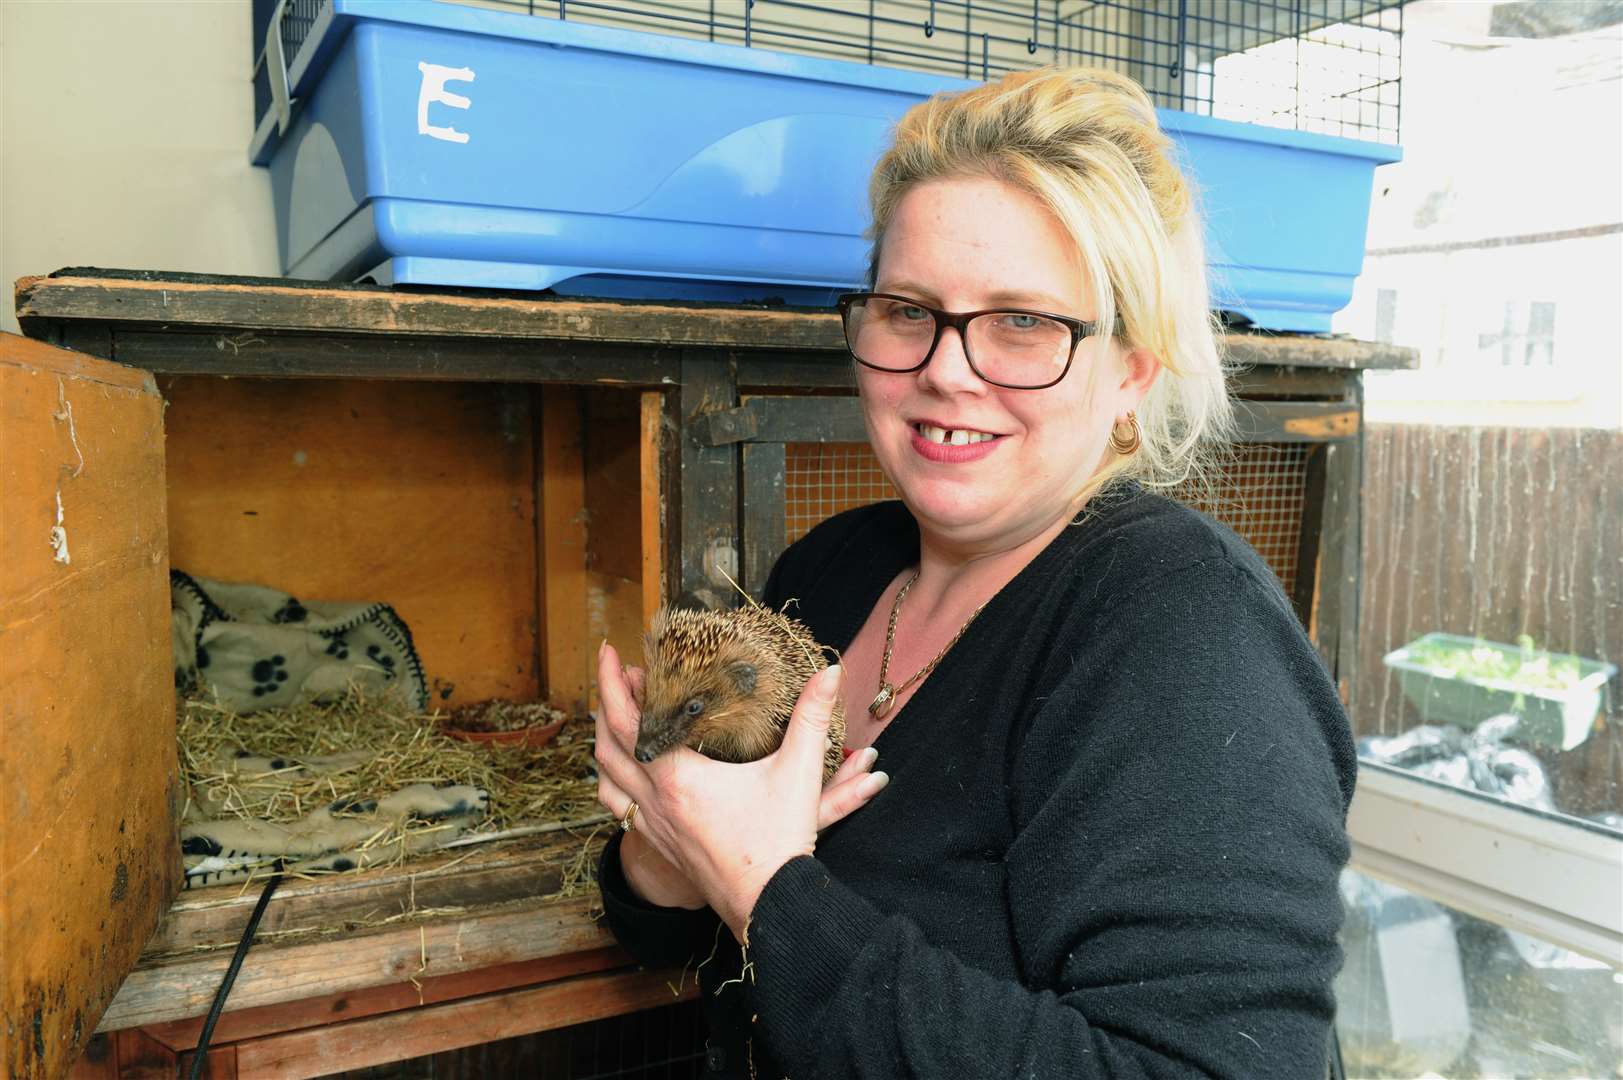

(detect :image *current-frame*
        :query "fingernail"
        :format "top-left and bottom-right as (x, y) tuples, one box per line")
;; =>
(867, 770), (890, 793)
(861, 747), (879, 770)
(597, 639), (607, 661)
(815, 664), (842, 701)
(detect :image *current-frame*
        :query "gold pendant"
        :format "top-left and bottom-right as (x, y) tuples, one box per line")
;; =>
(868, 683), (897, 719)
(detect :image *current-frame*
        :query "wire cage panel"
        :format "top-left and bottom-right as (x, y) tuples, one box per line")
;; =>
(256, 0), (1402, 144)
(545, 0), (1406, 142)
(784, 440), (1311, 597)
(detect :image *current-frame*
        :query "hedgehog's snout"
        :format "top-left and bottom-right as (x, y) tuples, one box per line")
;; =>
(634, 708), (688, 765)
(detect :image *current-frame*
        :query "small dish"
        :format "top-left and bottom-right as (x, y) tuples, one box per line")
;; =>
(437, 700), (569, 750)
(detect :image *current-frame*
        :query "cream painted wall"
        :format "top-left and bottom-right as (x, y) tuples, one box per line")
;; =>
(1, 0), (280, 336)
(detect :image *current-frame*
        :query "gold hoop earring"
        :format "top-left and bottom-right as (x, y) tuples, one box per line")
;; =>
(1109, 411), (1142, 456)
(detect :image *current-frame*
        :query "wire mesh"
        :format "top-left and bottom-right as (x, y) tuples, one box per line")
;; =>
(785, 440), (1311, 596)
(1175, 442), (1312, 597)
(256, 0), (1403, 144)
(252, 0), (326, 132)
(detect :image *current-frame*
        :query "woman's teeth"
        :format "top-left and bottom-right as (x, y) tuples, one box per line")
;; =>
(916, 424), (996, 446)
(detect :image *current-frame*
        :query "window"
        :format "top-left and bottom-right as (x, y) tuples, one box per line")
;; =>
(1374, 288), (1399, 345)
(1477, 299), (1558, 367)
(1331, 2), (1622, 1073)
(1338, 867), (1622, 1078)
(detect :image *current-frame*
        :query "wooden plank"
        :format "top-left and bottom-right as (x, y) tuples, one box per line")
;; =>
(1222, 332), (1417, 372)
(533, 390), (550, 709)
(56, 323), (113, 362)
(1293, 445), (1330, 635)
(112, 1028), (238, 1080)
(151, 1035), (237, 1080)
(160, 376), (539, 706)
(1232, 401), (1359, 443)
(741, 444), (788, 599)
(97, 895), (614, 1033)
(588, 570), (647, 687)
(140, 831), (596, 958)
(541, 388), (590, 713)
(737, 352), (857, 392)
(1313, 412), (1364, 703)
(1228, 365), (1357, 401)
(657, 391), (684, 611)
(698, 397), (865, 446)
(138, 948), (627, 1052)
(16, 272), (1419, 371)
(580, 390), (647, 699)
(677, 352), (740, 609)
(1335, 380), (1366, 709)
(583, 391), (645, 582)
(14, 274), (841, 351)
(94, 329), (678, 386)
(63, 1034), (116, 1080)
(1, 333), (177, 1080)
(639, 392), (667, 623)
(230, 968), (695, 1079)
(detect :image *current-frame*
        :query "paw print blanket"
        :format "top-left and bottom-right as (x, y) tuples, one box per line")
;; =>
(171, 570), (429, 712)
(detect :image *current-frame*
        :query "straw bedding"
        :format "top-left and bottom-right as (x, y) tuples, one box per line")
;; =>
(177, 690), (608, 894)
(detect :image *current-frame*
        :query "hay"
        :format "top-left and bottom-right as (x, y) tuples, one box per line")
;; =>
(177, 688), (607, 891)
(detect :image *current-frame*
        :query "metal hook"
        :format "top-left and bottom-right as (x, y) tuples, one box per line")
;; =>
(1025, 0), (1039, 54)
(924, 0), (935, 37)
(745, 0), (754, 48)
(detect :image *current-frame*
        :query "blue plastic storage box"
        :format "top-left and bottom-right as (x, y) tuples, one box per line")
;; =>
(252, 0), (1401, 330)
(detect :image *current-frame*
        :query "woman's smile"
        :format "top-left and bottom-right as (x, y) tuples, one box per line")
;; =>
(909, 421), (1006, 462)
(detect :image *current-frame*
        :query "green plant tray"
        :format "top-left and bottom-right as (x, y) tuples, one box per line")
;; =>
(1382, 632), (1617, 751)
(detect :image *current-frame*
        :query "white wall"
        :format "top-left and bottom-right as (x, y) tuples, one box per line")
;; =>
(1, 0), (280, 336)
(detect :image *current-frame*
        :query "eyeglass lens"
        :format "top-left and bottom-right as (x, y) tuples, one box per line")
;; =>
(843, 296), (1072, 388)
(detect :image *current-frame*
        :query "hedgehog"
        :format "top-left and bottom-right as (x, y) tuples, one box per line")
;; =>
(634, 604), (846, 782)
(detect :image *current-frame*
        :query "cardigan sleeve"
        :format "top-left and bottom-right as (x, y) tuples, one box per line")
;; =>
(597, 830), (724, 970)
(742, 556), (1355, 1079)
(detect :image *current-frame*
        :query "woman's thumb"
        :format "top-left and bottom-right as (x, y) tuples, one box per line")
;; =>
(783, 664), (842, 763)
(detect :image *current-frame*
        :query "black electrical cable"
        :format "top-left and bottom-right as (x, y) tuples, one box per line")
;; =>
(182, 866), (284, 1080)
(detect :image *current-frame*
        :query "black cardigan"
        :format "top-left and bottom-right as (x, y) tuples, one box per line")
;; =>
(599, 486), (1355, 1078)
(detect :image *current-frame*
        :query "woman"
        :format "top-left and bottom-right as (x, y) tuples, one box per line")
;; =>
(594, 67), (1354, 1078)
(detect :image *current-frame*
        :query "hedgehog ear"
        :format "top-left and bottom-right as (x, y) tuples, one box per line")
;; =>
(724, 662), (758, 696)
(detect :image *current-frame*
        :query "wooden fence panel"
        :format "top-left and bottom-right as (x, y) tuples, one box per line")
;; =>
(1357, 424), (1622, 817)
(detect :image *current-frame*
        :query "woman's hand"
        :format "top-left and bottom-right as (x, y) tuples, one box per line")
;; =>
(595, 641), (887, 940)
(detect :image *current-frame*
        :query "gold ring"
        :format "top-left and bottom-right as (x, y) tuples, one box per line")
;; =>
(619, 800), (639, 833)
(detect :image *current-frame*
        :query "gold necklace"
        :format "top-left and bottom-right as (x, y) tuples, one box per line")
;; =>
(867, 570), (989, 720)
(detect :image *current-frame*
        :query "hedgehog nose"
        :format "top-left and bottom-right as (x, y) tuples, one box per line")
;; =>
(634, 746), (656, 764)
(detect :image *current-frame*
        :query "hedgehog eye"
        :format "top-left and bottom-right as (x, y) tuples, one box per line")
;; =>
(683, 697), (705, 718)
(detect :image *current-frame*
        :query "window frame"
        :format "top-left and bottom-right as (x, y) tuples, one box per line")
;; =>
(1347, 761), (1623, 966)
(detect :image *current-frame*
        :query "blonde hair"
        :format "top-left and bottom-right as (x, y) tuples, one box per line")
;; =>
(867, 67), (1233, 504)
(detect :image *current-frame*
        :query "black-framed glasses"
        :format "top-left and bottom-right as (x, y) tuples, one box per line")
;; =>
(836, 292), (1111, 390)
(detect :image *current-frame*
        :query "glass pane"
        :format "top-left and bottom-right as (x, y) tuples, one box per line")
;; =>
(1336, 869), (1623, 1078)
(1332, 0), (1622, 831)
